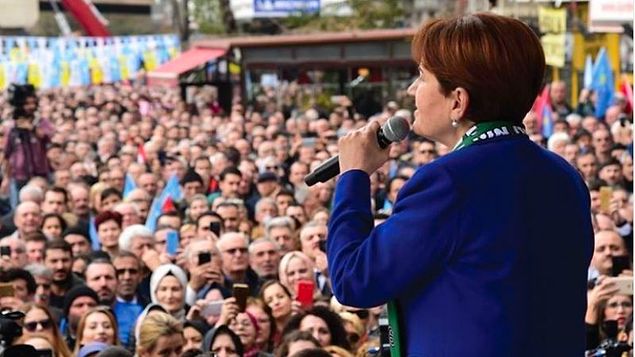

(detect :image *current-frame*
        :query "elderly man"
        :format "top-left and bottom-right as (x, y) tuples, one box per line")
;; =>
(119, 224), (154, 257)
(25, 263), (54, 306)
(125, 188), (152, 222)
(113, 202), (142, 228)
(0, 236), (28, 269)
(12, 201), (42, 239)
(0, 185), (43, 237)
(137, 173), (159, 199)
(265, 216), (297, 255)
(67, 182), (91, 221)
(248, 238), (281, 281)
(217, 232), (260, 295)
(299, 221), (331, 296)
(184, 237), (225, 305)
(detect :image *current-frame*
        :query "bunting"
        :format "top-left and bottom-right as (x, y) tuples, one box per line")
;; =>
(0, 34), (179, 89)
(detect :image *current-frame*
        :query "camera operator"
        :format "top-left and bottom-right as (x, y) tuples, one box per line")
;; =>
(2, 84), (52, 208)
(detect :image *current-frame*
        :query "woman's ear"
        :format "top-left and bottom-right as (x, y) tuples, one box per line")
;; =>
(449, 87), (470, 120)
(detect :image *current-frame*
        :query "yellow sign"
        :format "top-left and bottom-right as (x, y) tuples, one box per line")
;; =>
(228, 62), (241, 75)
(541, 34), (566, 68)
(539, 7), (567, 34)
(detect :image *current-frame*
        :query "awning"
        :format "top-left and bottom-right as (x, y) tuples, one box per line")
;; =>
(147, 47), (226, 87)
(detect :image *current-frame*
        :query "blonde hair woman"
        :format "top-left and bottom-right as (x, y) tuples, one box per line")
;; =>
(74, 306), (119, 355)
(278, 251), (316, 298)
(136, 312), (184, 357)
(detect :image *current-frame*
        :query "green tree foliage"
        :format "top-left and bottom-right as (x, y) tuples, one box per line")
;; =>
(281, 0), (405, 32)
(192, 0), (405, 35)
(191, 0), (227, 34)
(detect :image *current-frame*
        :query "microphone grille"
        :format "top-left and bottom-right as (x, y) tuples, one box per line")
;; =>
(383, 116), (411, 142)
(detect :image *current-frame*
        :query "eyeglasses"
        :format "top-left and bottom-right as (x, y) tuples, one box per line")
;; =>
(607, 301), (633, 309)
(419, 150), (436, 154)
(223, 247), (248, 255)
(24, 319), (52, 332)
(266, 165), (279, 171)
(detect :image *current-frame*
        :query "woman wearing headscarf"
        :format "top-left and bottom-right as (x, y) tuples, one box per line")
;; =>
(150, 264), (188, 322)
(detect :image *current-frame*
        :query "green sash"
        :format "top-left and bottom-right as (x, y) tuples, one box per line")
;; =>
(385, 121), (527, 356)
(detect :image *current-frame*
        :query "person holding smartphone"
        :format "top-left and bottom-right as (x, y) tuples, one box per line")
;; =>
(183, 238), (225, 307)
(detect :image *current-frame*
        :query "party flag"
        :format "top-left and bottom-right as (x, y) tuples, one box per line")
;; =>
(619, 75), (633, 115)
(123, 173), (137, 199)
(591, 48), (614, 119)
(583, 55), (593, 90)
(145, 175), (182, 232)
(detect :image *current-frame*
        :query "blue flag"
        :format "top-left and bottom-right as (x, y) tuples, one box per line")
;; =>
(123, 173), (137, 199)
(584, 55), (593, 90)
(145, 175), (182, 232)
(591, 48), (614, 119)
(89, 215), (101, 251)
(541, 105), (553, 139)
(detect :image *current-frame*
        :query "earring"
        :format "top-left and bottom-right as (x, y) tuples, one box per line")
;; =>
(451, 118), (459, 128)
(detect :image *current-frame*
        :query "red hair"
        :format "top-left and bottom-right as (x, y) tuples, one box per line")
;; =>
(412, 13), (545, 124)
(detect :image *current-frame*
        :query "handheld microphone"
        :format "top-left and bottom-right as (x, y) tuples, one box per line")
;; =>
(304, 116), (410, 186)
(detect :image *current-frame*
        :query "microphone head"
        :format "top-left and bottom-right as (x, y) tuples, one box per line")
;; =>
(383, 116), (411, 142)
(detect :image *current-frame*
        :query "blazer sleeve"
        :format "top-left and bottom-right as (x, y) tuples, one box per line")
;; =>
(327, 167), (460, 308)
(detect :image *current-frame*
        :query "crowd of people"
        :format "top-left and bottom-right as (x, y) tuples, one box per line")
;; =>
(0, 75), (630, 356)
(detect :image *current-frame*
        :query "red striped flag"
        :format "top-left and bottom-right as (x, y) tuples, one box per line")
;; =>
(531, 84), (552, 134)
(620, 75), (633, 115)
(137, 143), (147, 164)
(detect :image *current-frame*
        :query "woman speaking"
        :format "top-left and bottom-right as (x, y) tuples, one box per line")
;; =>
(327, 13), (593, 356)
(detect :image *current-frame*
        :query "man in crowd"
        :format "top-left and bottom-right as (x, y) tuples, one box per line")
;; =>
(113, 251), (146, 346)
(249, 238), (281, 281)
(217, 232), (260, 295)
(44, 240), (83, 309)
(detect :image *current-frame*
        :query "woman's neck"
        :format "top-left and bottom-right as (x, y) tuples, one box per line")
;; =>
(275, 314), (290, 331)
(440, 120), (476, 149)
(103, 245), (119, 257)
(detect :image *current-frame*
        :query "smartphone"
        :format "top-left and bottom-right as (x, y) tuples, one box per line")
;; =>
(198, 252), (211, 266)
(0, 246), (10, 257)
(210, 221), (222, 237)
(599, 186), (613, 213)
(605, 276), (633, 295)
(166, 231), (179, 256)
(296, 280), (315, 309)
(0, 283), (14, 297)
(612, 255), (631, 277)
(318, 240), (327, 253)
(233, 283), (250, 312)
(200, 300), (224, 318)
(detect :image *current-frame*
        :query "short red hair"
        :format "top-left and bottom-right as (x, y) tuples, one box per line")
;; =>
(412, 13), (545, 124)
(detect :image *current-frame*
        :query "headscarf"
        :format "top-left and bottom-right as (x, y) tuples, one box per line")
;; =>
(149, 264), (188, 304)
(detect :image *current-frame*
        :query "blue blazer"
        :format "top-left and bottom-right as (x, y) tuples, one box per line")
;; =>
(328, 134), (593, 356)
